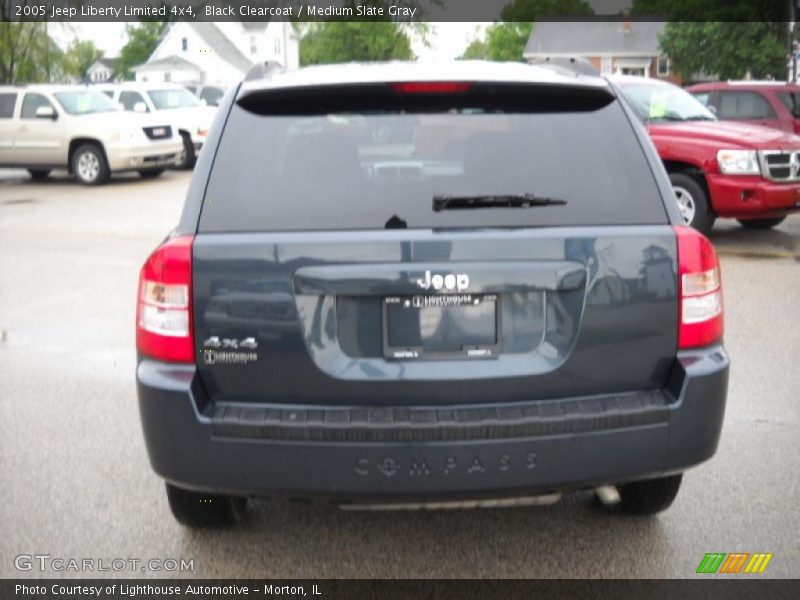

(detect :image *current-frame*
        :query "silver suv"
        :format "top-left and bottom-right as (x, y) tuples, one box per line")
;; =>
(96, 83), (216, 169)
(0, 85), (182, 185)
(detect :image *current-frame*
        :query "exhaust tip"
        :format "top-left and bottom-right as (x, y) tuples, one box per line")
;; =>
(595, 485), (621, 506)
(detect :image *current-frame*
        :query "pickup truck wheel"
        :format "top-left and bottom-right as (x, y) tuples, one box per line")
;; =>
(737, 217), (786, 230)
(165, 483), (247, 528)
(28, 169), (51, 180)
(669, 173), (714, 234)
(138, 169), (165, 179)
(72, 143), (109, 185)
(611, 474), (683, 516)
(175, 133), (196, 170)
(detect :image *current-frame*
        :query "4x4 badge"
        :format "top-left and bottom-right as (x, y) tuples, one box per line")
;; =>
(203, 336), (258, 350)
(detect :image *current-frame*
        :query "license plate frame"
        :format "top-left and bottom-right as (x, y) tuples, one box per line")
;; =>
(382, 293), (501, 360)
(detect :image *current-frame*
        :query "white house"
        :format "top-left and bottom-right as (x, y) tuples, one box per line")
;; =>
(131, 22), (299, 87)
(86, 58), (118, 83)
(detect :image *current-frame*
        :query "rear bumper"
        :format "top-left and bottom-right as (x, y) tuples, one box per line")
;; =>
(708, 174), (800, 218)
(137, 346), (729, 500)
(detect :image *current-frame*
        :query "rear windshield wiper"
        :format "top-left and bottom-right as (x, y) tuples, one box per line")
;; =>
(433, 193), (567, 212)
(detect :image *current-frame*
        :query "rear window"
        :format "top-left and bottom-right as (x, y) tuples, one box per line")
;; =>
(199, 87), (667, 232)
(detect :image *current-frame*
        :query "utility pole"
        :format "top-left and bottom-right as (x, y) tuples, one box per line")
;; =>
(791, 0), (797, 82)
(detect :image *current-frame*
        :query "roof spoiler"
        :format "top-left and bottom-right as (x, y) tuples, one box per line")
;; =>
(531, 57), (600, 78)
(245, 61), (286, 82)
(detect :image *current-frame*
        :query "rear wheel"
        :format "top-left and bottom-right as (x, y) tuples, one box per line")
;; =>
(71, 143), (109, 185)
(175, 132), (196, 169)
(737, 217), (786, 230)
(669, 173), (714, 234)
(165, 483), (247, 528)
(138, 169), (165, 179)
(610, 474), (683, 516)
(28, 169), (51, 180)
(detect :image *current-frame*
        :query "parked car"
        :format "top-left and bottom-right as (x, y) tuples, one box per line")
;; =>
(137, 62), (729, 527)
(192, 84), (226, 107)
(96, 83), (216, 169)
(687, 81), (800, 135)
(0, 85), (181, 184)
(610, 76), (800, 232)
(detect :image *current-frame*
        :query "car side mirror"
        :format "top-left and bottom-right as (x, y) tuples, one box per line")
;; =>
(707, 105), (717, 115)
(200, 99), (208, 106)
(133, 102), (147, 113)
(35, 106), (56, 120)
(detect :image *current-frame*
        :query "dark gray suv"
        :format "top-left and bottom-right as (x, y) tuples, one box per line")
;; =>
(136, 61), (729, 527)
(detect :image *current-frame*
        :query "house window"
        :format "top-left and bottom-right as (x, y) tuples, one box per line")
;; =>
(250, 36), (257, 54)
(657, 56), (669, 77)
(181, 38), (188, 51)
(621, 67), (647, 77)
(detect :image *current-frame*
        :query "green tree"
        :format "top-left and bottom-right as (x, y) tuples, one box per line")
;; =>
(486, 23), (534, 62)
(461, 37), (490, 60)
(63, 39), (103, 81)
(631, 0), (788, 21)
(0, 22), (64, 84)
(658, 22), (788, 81)
(300, 22), (414, 65)
(297, 0), (438, 66)
(116, 22), (168, 79)
(500, 0), (593, 21)
(632, 0), (791, 80)
(461, 0), (594, 62)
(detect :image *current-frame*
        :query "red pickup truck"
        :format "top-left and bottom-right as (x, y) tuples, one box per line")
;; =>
(610, 76), (800, 233)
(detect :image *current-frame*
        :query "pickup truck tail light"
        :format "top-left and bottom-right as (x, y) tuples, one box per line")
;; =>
(136, 236), (194, 363)
(675, 226), (723, 349)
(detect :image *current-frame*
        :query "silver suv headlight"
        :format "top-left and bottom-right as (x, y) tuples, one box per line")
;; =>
(716, 149), (760, 175)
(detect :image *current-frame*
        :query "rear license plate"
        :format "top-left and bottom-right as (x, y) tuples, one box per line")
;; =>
(382, 294), (500, 360)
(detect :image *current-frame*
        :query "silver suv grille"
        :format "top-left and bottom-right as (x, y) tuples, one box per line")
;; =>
(760, 150), (800, 182)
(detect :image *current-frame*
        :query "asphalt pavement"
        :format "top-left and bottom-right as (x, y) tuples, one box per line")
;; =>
(0, 170), (798, 578)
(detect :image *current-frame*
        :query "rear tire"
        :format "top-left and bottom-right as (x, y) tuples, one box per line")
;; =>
(165, 483), (247, 528)
(737, 217), (786, 230)
(138, 169), (165, 179)
(175, 132), (196, 169)
(71, 143), (109, 185)
(28, 169), (51, 180)
(610, 474), (683, 516)
(669, 173), (714, 234)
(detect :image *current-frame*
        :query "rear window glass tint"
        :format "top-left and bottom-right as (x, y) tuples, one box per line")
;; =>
(200, 99), (667, 232)
(0, 93), (16, 118)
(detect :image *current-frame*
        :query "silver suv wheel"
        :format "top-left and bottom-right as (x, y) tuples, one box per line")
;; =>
(77, 150), (100, 183)
(71, 143), (109, 185)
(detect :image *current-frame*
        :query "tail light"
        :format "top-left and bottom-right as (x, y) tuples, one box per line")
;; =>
(136, 236), (194, 363)
(675, 226), (723, 349)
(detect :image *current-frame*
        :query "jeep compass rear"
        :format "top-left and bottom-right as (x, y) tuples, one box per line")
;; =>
(136, 62), (729, 527)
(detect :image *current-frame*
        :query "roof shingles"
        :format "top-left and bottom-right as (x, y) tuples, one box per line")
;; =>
(524, 21), (666, 57)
